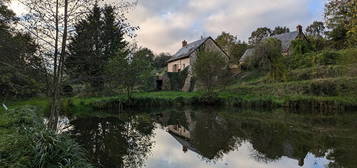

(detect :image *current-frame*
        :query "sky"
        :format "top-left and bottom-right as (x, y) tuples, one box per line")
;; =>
(10, 0), (327, 54)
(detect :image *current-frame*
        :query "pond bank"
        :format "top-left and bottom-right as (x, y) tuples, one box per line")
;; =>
(66, 91), (357, 114)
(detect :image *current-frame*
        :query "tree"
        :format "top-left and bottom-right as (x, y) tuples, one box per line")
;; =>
(215, 32), (248, 65)
(66, 4), (132, 89)
(325, 0), (357, 47)
(271, 26), (290, 36)
(254, 38), (286, 81)
(105, 50), (152, 99)
(305, 21), (327, 51)
(0, 1), (45, 98)
(153, 53), (171, 69)
(306, 21), (325, 37)
(134, 47), (154, 64)
(249, 27), (272, 45)
(193, 50), (229, 93)
(231, 42), (249, 64)
(18, 0), (137, 129)
(16, 0), (95, 129)
(215, 32), (237, 54)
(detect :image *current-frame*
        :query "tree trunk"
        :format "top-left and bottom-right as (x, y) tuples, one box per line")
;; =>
(49, 0), (69, 131)
(49, 0), (60, 130)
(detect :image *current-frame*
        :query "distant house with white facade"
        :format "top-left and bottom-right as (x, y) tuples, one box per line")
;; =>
(240, 25), (308, 65)
(167, 37), (228, 73)
(162, 37), (228, 91)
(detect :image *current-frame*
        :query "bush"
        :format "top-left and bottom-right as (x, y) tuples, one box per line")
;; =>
(310, 81), (337, 96)
(314, 51), (340, 65)
(337, 48), (357, 65)
(291, 39), (313, 55)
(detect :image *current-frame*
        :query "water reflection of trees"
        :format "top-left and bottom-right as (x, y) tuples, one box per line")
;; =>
(69, 114), (154, 168)
(158, 107), (357, 168)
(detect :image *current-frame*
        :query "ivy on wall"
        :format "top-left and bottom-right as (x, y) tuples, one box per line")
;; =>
(167, 67), (189, 91)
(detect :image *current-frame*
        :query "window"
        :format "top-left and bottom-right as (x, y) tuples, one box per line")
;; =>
(183, 64), (185, 68)
(173, 64), (177, 72)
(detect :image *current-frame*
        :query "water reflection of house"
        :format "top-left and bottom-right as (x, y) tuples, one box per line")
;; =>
(155, 109), (233, 160)
(167, 125), (191, 139)
(155, 108), (313, 166)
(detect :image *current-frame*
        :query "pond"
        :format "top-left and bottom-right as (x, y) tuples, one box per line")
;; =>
(63, 107), (357, 168)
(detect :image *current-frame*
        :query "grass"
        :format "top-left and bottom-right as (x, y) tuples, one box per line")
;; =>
(0, 106), (93, 168)
(0, 97), (49, 115)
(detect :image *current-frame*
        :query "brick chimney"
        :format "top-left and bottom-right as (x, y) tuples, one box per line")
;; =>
(182, 40), (188, 47)
(297, 25), (303, 34)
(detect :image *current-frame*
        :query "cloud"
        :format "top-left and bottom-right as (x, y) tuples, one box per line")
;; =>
(127, 0), (326, 54)
(9, 0), (327, 54)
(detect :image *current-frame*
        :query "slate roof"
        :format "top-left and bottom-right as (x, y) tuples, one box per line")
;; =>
(167, 37), (210, 63)
(240, 31), (301, 63)
(270, 31), (299, 51)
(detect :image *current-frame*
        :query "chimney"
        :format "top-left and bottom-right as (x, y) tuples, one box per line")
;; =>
(182, 40), (188, 47)
(297, 25), (303, 34)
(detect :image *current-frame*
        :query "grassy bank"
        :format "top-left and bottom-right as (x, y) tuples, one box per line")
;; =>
(61, 90), (357, 114)
(0, 106), (92, 168)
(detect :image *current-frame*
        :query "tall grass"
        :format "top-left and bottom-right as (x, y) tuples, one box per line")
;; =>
(0, 106), (93, 168)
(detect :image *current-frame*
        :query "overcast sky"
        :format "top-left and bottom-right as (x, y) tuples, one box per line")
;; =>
(10, 0), (327, 54)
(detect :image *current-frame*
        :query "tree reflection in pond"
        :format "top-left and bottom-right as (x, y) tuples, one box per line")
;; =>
(67, 107), (357, 168)
(69, 114), (154, 168)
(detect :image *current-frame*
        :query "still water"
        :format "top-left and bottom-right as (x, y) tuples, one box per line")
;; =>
(63, 107), (357, 168)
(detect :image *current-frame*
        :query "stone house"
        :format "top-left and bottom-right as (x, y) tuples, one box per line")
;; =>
(162, 37), (229, 91)
(240, 25), (308, 65)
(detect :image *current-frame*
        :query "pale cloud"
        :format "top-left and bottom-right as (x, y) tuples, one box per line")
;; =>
(127, 0), (326, 54)
(9, 0), (327, 54)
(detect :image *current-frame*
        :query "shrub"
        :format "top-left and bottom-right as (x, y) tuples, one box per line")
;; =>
(314, 51), (340, 65)
(337, 48), (357, 65)
(310, 81), (337, 96)
(291, 39), (313, 55)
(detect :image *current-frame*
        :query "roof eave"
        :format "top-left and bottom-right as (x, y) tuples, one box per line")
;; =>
(167, 55), (190, 63)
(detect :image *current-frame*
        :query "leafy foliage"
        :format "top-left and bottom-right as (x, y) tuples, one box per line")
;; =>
(306, 21), (325, 37)
(0, 3), (45, 98)
(325, 0), (357, 47)
(291, 39), (313, 55)
(271, 26), (290, 36)
(153, 53), (171, 69)
(248, 27), (271, 45)
(313, 50), (341, 66)
(253, 38), (286, 81)
(167, 68), (189, 91)
(215, 32), (249, 65)
(193, 50), (230, 93)
(105, 49), (153, 99)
